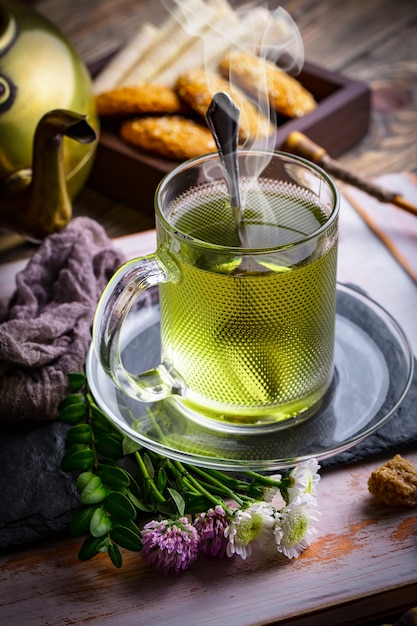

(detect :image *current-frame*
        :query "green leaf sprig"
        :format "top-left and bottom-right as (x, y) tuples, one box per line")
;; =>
(59, 373), (285, 568)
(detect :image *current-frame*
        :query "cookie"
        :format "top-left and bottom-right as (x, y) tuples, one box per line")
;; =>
(119, 115), (216, 160)
(175, 67), (272, 142)
(218, 50), (317, 118)
(368, 454), (417, 506)
(95, 84), (185, 117)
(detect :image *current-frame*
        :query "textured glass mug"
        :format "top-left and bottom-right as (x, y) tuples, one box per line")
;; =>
(93, 150), (340, 432)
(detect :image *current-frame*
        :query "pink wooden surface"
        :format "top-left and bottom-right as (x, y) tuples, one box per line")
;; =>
(0, 452), (416, 626)
(1, 221), (416, 625)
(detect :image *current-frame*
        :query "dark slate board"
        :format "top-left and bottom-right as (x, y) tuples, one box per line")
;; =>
(320, 358), (417, 469)
(0, 420), (78, 551)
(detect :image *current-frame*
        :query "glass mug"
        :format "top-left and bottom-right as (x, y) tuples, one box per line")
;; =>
(93, 150), (339, 432)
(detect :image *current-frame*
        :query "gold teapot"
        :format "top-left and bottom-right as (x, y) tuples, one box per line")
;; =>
(0, 0), (99, 241)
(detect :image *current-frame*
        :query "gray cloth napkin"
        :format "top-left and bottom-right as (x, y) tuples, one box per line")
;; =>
(0, 217), (126, 422)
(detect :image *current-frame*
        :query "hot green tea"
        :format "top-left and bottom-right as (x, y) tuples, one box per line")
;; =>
(159, 181), (338, 426)
(94, 151), (339, 431)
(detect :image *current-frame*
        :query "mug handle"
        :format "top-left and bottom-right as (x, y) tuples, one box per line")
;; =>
(92, 251), (184, 402)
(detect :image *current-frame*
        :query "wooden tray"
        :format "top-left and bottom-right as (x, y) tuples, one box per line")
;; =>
(88, 61), (371, 213)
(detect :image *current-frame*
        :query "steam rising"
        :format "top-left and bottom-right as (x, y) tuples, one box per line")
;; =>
(157, 0), (306, 239)
(95, 0), (305, 140)
(159, 0), (304, 148)
(93, 0), (309, 243)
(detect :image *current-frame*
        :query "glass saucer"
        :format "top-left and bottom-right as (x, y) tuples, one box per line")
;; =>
(86, 283), (414, 471)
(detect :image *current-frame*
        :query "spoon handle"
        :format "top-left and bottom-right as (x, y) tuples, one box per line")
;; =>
(206, 93), (263, 269)
(206, 92), (241, 214)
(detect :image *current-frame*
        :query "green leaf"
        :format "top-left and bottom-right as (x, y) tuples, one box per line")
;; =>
(95, 434), (123, 459)
(128, 475), (144, 500)
(60, 445), (94, 472)
(126, 489), (155, 512)
(70, 505), (95, 535)
(168, 487), (185, 516)
(91, 417), (113, 436)
(90, 406), (113, 434)
(59, 402), (87, 425)
(58, 393), (86, 411)
(157, 467), (168, 492)
(157, 500), (178, 516)
(111, 429), (124, 442)
(99, 464), (130, 490)
(122, 437), (142, 455)
(66, 423), (93, 445)
(97, 539), (111, 553)
(183, 495), (213, 515)
(142, 452), (154, 479)
(68, 373), (86, 392)
(75, 471), (96, 493)
(113, 518), (141, 533)
(80, 476), (107, 505)
(78, 535), (108, 561)
(89, 402), (107, 418)
(110, 524), (142, 552)
(105, 491), (136, 520)
(108, 543), (123, 568)
(90, 507), (112, 537)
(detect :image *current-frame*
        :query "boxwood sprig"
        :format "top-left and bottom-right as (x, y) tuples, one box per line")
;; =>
(59, 373), (287, 568)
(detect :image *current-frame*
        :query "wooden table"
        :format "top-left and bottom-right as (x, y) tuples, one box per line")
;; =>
(0, 449), (416, 626)
(1, 1), (417, 624)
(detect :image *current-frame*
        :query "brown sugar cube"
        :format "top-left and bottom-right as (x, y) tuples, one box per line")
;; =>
(368, 454), (417, 506)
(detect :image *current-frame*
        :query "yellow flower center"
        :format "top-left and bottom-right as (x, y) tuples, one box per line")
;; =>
(236, 512), (263, 545)
(283, 509), (308, 546)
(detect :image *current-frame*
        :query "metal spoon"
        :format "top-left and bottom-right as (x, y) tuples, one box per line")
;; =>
(205, 92), (250, 248)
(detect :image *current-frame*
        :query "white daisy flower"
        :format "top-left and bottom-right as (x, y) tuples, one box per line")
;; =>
(262, 474), (282, 503)
(286, 458), (321, 504)
(225, 501), (275, 560)
(274, 494), (320, 559)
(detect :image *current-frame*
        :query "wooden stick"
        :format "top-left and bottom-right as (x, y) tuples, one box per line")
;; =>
(284, 131), (417, 218)
(342, 186), (417, 285)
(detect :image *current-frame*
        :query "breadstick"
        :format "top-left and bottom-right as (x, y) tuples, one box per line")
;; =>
(153, 2), (237, 87)
(121, 0), (215, 86)
(153, 6), (271, 88)
(93, 23), (160, 94)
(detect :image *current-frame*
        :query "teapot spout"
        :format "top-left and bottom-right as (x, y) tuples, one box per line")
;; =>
(0, 109), (97, 241)
(29, 109), (97, 239)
